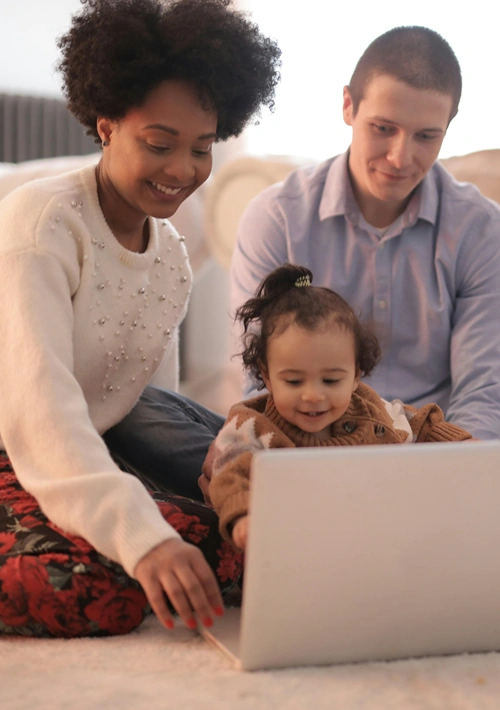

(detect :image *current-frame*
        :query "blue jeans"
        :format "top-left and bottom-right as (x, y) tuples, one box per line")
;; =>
(103, 387), (225, 501)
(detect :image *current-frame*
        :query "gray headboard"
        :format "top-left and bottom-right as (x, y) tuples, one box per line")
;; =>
(0, 93), (96, 163)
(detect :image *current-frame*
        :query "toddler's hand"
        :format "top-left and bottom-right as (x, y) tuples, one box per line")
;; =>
(232, 515), (249, 551)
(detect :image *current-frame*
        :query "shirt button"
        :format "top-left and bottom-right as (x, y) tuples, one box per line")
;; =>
(379, 243), (385, 249)
(374, 424), (385, 437)
(379, 300), (387, 309)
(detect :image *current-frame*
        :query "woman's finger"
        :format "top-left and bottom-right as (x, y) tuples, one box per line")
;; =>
(159, 569), (198, 629)
(142, 576), (176, 630)
(172, 563), (216, 628)
(190, 552), (224, 615)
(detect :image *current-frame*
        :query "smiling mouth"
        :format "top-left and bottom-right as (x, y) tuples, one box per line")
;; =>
(379, 171), (410, 181)
(150, 181), (184, 195)
(301, 411), (327, 418)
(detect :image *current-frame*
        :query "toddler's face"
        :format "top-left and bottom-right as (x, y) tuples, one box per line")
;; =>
(262, 321), (360, 439)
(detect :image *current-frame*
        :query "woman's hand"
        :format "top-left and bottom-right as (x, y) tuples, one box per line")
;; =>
(134, 538), (223, 630)
(232, 515), (249, 551)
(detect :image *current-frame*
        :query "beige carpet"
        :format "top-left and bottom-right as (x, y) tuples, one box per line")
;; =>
(1, 614), (500, 710)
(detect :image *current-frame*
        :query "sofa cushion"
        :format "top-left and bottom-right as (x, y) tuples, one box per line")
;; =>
(0, 154), (100, 199)
(204, 155), (311, 269)
(440, 149), (500, 205)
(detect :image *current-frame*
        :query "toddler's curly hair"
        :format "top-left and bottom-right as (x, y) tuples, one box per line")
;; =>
(236, 264), (381, 390)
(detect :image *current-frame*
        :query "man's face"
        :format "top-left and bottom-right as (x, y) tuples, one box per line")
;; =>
(343, 74), (453, 227)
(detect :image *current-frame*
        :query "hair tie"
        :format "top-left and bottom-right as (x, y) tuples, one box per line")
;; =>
(295, 275), (311, 288)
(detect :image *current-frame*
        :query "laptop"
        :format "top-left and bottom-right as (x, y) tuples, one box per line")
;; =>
(200, 440), (500, 671)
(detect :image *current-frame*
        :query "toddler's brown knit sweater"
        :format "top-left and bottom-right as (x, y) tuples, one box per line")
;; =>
(210, 382), (472, 542)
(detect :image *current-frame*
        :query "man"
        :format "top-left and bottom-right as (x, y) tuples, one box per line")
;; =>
(230, 25), (500, 440)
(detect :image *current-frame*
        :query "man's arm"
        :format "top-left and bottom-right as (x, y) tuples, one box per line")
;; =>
(230, 187), (289, 397)
(446, 210), (500, 439)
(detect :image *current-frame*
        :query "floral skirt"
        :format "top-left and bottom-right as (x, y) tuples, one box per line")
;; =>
(0, 452), (242, 638)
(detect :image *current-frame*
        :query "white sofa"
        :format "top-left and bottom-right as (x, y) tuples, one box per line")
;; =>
(1, 148), (500, 410)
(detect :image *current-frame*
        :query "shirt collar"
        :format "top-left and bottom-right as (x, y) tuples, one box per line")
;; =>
(417, 165), (439, 225)
(319, 150), (352, 221)
(318, 149), (440, 229)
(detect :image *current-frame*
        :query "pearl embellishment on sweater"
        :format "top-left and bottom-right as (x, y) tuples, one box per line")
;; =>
(48, 202), (191, 399)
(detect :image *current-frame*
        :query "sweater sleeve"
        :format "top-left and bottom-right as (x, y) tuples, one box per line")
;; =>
(209, 400), (288, 541)
(0, 244), (180, 579)
(148, 328), (180, 392)
(405, 402), (473, 443)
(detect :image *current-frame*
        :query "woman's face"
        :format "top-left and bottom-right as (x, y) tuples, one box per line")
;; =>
(97, 80), (217, 226)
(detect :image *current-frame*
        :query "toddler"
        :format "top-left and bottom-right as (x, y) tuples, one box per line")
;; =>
(209, 264), (472, 550)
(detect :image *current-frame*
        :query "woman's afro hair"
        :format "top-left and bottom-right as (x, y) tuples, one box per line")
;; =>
(57, 0), (281, 142)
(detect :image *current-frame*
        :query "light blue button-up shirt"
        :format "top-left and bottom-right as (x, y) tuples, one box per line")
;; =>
(230, 151), (500, 439)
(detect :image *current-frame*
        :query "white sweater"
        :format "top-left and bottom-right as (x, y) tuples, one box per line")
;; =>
(0, 164), (193, 577)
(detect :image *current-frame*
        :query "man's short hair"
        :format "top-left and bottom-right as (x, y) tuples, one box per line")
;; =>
(348, 26), (462, 122)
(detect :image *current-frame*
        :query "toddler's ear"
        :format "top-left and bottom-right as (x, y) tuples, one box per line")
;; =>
(260, 362), (271, 391)
(353, 368), (362, 391)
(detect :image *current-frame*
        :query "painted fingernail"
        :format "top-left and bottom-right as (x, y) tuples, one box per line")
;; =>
(203, 617), (213, 628)
(165, 619), (174, 630)
(213, 606), (224, 617)
(186, 618), (197, 630)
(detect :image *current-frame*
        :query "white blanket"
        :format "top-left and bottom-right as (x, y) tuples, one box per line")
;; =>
(1, 615), (499, 710)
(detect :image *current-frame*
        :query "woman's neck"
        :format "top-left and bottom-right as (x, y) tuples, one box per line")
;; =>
(95, 162), (149, 253)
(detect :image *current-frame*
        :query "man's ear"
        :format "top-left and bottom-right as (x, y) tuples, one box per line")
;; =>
(343, 86), (354, 127)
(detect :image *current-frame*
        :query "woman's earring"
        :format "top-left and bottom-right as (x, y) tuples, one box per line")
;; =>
(102, 139), (110, 147)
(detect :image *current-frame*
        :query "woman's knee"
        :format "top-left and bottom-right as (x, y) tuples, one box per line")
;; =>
(0, 553), (149, 638)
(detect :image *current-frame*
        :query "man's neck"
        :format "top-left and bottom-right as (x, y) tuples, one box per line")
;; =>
(346, 163), (413, 228)
(352, 184), (411, 228)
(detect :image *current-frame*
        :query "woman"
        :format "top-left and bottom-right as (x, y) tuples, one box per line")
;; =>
(0, 0), (280, 637)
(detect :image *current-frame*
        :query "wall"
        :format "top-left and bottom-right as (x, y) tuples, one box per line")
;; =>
(243, 0), (500, 161)
(0, 0), (82, 97)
